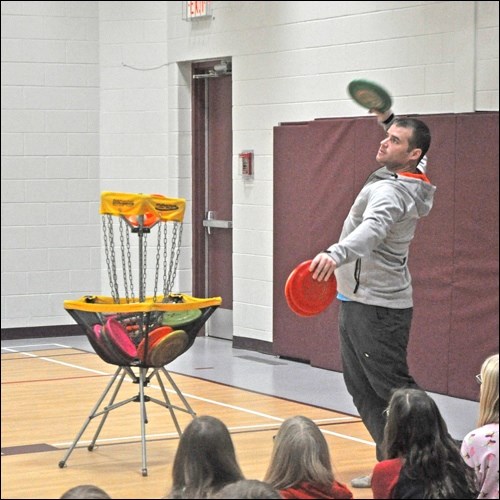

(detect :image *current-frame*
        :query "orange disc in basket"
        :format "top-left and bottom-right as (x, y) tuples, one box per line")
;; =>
(137, 326), (173, 362)
(285, 259), (337, 316)
(149, 330), (189, 367)
(125, 211), (159, 228)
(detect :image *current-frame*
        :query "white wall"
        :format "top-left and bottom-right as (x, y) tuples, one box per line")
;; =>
(476, 1), (500, 109)
(166, 1), (499, 343)
(97, 2), (186, 296)
(1, 1), (498, 341)
(1, 1), (100, 328)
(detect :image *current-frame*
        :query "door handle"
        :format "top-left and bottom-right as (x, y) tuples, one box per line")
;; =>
(203, 211), (232, 234)
(203, 220), (233, 228)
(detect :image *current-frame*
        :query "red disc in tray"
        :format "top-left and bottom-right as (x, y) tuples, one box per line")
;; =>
(93, 323), (103, 339)
(105, 317), (137, 360)
(91, 323), (118, 363)
(285, 259), (337, 316)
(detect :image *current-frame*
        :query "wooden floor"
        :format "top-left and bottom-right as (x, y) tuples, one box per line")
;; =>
(1, 347), (376, 499)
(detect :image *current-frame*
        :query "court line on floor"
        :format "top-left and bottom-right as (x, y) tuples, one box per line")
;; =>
(3, 345), (375, 448)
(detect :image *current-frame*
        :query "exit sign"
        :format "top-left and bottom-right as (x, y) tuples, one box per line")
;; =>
(184, 1), (212, 20)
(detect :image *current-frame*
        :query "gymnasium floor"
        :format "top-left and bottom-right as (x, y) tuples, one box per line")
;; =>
(2, 333), (479, 439)
(1, 334), (479, 499)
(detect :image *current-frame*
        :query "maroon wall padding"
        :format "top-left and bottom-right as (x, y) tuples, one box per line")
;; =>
(448, 113), (499, 397)
(273, 112), (499, 401)
(273, 123), (317, 360)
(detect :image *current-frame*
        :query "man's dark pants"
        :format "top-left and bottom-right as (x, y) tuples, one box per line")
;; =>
(339, 300), (418, 461)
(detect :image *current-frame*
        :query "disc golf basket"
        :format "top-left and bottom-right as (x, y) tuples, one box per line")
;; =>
(59, 192), (221, 476)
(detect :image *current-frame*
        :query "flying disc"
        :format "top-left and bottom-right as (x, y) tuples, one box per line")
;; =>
(136, 325), (173, 363)
(104, 317), (138, 360)
(347, 79), (392, 113)
(149, 330), (189, 367)
(285, 260), (337, 316)
(162, 308), (202, 328)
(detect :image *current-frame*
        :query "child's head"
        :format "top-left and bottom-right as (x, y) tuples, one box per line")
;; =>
(478, 353), (499, 426)
(383, 387), (449, 458)
(264, 415), (333, 490)
(60, 484), (110, 499)
(170, 415), (244, 498)
(210, 479), (281, 499)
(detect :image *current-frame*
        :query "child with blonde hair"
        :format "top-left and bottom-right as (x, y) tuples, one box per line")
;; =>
(461, 354), (499, 499)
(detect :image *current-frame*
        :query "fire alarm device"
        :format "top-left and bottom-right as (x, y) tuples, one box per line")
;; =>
(239, 150), (254, 178)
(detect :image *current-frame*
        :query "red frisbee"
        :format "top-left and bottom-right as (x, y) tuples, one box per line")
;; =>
(105, 317), (138, 360)
(284, 279), (317, 317)
(91, 323), (118, 363)
(285, 260), (337, 316)
(137, 325), (173, 363)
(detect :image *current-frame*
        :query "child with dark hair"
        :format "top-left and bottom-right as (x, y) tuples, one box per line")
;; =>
(166, 415), (244, 499)
(60, 484), (111, 499)
(372, 387), (478, 499)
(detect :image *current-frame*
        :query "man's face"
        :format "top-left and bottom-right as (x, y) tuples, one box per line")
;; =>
(376, 124), (420, 171)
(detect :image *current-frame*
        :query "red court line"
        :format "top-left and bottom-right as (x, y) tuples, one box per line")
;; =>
(2, 374), (110, 385)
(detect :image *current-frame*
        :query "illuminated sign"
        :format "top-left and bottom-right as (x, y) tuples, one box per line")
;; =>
(184, 1), (212, 20)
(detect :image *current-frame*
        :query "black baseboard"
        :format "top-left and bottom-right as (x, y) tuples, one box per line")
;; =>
(1, 325), (83, 341)
(232, 335), (273, 355)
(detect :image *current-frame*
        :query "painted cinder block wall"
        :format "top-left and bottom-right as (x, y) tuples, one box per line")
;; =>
(2, 3), (498, 356)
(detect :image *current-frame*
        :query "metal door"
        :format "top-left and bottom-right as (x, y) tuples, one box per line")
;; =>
(192, 60), (233, 339)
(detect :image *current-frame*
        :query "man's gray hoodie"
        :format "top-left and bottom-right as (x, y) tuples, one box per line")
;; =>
(326, 166), (436, 308)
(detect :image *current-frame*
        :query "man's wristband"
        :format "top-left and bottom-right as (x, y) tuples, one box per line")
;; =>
(382, 112), (395, 125)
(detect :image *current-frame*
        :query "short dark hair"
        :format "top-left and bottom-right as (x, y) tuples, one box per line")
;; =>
(392, 117), (431, 163)
(60, 484), (111, 499)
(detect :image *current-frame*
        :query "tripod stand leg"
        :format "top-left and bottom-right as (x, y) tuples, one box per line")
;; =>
(154, 369), (183, 437)
(58, 366), (123, 468)
(87, 367), (128, 451)
(139, 367), (148, 476)
(160, 367), (196, 417)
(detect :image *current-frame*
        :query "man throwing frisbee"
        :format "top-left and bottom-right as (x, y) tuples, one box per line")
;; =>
(309, 105), (435, 488)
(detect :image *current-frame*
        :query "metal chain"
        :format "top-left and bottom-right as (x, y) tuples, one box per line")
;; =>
(153, 223), (162, 302)
(102, 216), (114, 301)
(125, 226), (135, 301)
(162, 222), (169, 298)
(165, 222), (183, 299)
(118, 218), (130, 302)
(100, 213), (184, 305)
(102, 215), (119, 303)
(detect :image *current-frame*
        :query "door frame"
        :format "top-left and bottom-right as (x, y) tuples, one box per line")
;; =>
(191, 59), (233, 338)
(191, 61), (209, 301)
